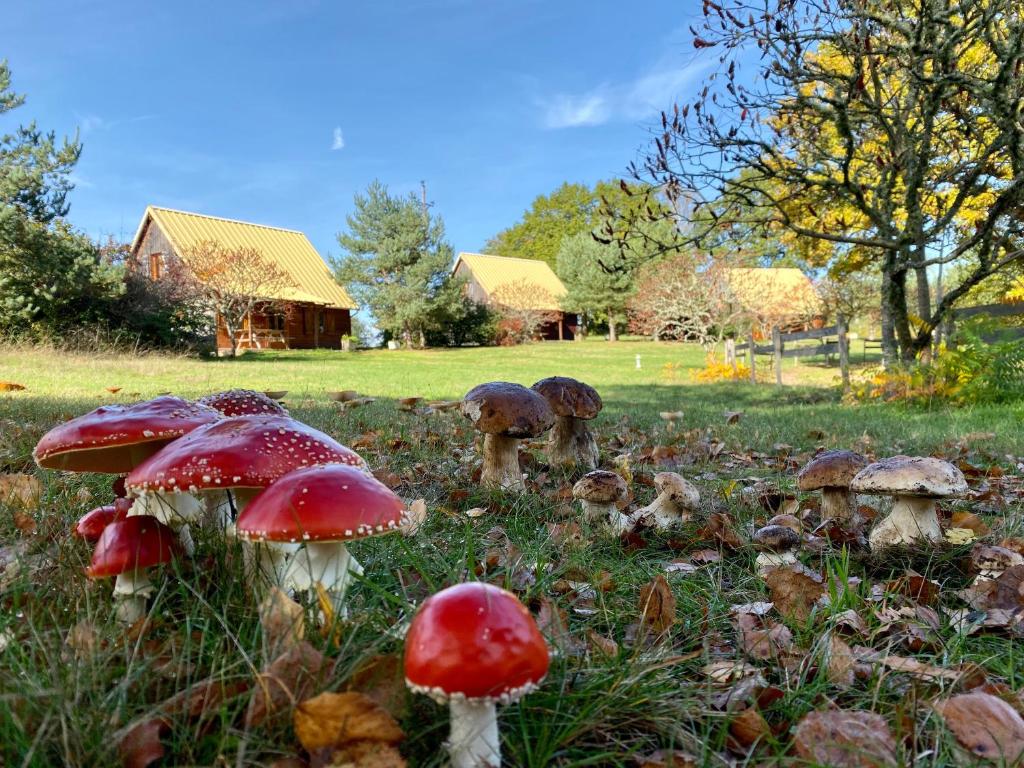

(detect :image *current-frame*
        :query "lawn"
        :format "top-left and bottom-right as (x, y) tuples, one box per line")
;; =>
(1, 340), (1023, 766)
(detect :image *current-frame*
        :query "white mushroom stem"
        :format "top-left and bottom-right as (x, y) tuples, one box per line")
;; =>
(224, 490), (298, 583)
(869, 496), (943, 550)
(634, 493), (690, 530)
(112, 568), (154, 624)
(755, 550), (798, 577)
(820, 487), (857, 522)
(129, 490), (210, 555)
(547, 416), (598, 470)
(578, 500), (631, 535)
(281, 542), (364, 620)
(447, 698), (500, 768)
(480, 434), (524, 491)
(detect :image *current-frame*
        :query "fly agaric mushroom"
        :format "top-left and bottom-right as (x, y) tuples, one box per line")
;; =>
(236, 463), (410, 617)
(461, 382), (554, 492)
(572, 470), (629, 533)
(797, 450), (867, 524)
(86, 515), (180, 623)
(530, 377), (603, 470)
(125, 415), (366, 583)
(851, 456), (968, 550)
(33, 396), (220, 473)
(197, 389), (288, 417)
(74, 497), (132, 541)
(752, 523), (801, 575)
(404, 582), (549, 768)
(633, 472), (700, 530)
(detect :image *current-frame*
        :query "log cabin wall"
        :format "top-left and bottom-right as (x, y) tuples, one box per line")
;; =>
(215, 304), (351, 350)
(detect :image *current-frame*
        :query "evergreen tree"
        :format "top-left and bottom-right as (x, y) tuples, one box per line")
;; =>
(556, 232), (637, 341)
(335, 181), (459, 348)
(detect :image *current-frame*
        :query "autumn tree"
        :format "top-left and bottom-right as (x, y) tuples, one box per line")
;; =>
(489, 279), (561, 345)
(182, 240), (294, 357)
(622, 0), (1024, 363)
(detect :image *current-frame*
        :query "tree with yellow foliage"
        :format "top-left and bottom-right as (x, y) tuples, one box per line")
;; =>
(623, 0), (1024, 363)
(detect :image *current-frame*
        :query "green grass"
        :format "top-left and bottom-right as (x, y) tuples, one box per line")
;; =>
(1, 339), (1022, 766)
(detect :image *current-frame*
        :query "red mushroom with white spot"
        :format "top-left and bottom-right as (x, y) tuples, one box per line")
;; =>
(125, 415), (366, 584)
(404, 582), (549, 768)
(86, 515), (180, 623)
(235, 463), (409, 618)
(73, 497), (132, 541)
(197, 389), (289, 417)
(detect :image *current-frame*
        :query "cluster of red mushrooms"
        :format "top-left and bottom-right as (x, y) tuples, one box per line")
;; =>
(33, 377), (973, 766)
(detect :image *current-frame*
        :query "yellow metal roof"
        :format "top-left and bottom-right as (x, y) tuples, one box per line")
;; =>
(726, 268), (822, 318)
(131, 206), (356, 309)
(454, 252), (566, 311)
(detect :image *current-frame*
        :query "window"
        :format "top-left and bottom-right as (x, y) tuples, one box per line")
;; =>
(268, 312), (286, 331)
(149, 253), (163, 280)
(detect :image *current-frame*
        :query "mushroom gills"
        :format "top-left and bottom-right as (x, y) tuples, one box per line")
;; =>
(869, 496), (943, 549)
(282, 542), (364, 618)
(447, 698), (500, 768)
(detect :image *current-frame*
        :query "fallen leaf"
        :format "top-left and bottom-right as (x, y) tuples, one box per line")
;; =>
(634, 750), (698, 768)
(346, 655), (408, 718)
(945, 527), (977, 545)
(118, 718), (168, 768)
(587, 631), (619, 658)
(724, 411), (743, 424)
(826, 634), (856, 687)
(951, 511), (990, 537)
(0, 473), (41, 508)
(792, 710), (898, 767)
(259, 587), (306, 654)
(66, 620), (101, 661)
(639, 574), (676, 635)
(464, 507), (488, 518)
(729, 707), (771, 751)
(765, 564), (826, 623)
(736, 613), (795, 661)
(886, 571), (940, 606)
(960, 565), (1024, 612)
(0, 381), (26, 392)
(322, 741), (407, 767)
(934, 692), (1024, 763)
(246, 640), (331, 728)
(294, 691), (403, 752)
(402, 499), (428, 535)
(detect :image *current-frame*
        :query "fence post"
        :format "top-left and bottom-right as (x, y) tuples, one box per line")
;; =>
(725, 338), (737, 374)
(772, 326), (783, 386)
(838, 313), (850, 394)
(748, 330), (757, 383)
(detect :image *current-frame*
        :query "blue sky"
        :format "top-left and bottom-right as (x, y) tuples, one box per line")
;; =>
(5, 0), (709, 260)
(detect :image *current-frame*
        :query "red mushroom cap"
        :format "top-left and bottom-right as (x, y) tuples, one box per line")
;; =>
(197, 389), (289, 417)
(404, 582), (549, 703)
(85, 515), (180, 578)
(33, 396), (221, 473)
(73, 498), (132, 541)
(236, 464), (408, 543)
(124, 415), (365, 495)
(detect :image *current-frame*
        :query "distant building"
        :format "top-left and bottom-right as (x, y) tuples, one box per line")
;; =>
(453, 252), (577, 340)
(130, 206), (356, 351)
(725, 267), (824, 333)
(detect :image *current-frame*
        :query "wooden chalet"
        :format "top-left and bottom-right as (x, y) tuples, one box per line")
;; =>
(130, 207), (357, 352)
(453, 252), (577, 340)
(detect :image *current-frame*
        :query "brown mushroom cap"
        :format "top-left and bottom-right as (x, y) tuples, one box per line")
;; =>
(653, 472), (700, 508)
(767, 513), (802, 533)
(461, 382), (555, 438)
(752, 524), (801, 551)
(850, 456), (967, 498)
(969, 544), (1024, 574)
(797, 450), (868, 491)
(572, 470), (627, 504)
(531, 377), (602, 420)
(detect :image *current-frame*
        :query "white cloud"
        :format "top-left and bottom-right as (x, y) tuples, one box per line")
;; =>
(331, 126), (345, 150)
(541, 59), (709, 130)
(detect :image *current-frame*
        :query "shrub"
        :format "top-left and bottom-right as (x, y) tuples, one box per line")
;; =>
(691, 354), (751, 383)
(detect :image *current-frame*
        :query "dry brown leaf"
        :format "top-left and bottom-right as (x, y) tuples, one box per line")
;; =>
(464, 506), (488, 518)
(118, 717), (168, 768)
(639, 574), (677, 635)
(736, 613), (795, 661)
(66, 620), (101, 660)
(729, 707), (771, 751)
(952, 510), (990, 537)
(823, 633), (855, 687)
(0, 473), (41, 509)
(885, 570), (940, 606)
(322, 741), (407, 767)
(346, 655), (408, 719)
(934, 692), (1024, 763)
(260, 586), (306, 654)
(294, 691), (403, 752)
(765, 564), (826, 623)
(960, 565), (1024, 612)
(402, 499), (428, 535)
(792, 710), (898, 767)
(534, 596), (585, 656)
(0, 381), (26, 391)
(246, 640), (330, 728)
(587, 630), (619, 658)
(634, 750), (698, 768)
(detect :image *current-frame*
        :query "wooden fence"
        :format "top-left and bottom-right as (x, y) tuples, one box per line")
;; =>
(949, 302), (1024, 344)
(731, 315), (851, 389)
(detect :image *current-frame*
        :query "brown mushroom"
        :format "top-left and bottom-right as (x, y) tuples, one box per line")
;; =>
(752, 524), (801, 575)
(634, 472), (700, 529)
(461, 382), (554, 491)
(530, 377), (602, 470)
(572, 470), (629, 533)
(797, 450), (867, 524)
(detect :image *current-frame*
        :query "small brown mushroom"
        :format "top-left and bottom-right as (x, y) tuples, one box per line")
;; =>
(572, 470), (629, 533)
(797, 450), (867, 524)
(752, 524), (800, 575)
(398, 397), (423, 411)
(850, 456), (968, 550)
(531, 377), (603, 470)
(461, 382), (554, 491)
(634, 472), (700, 529)
(969, 544), (1024, 583)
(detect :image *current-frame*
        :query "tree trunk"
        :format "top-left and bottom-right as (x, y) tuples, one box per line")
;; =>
(879, 260), (899, 368)
(418, 329), (426, 349)
(608, 312), (618, 342)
